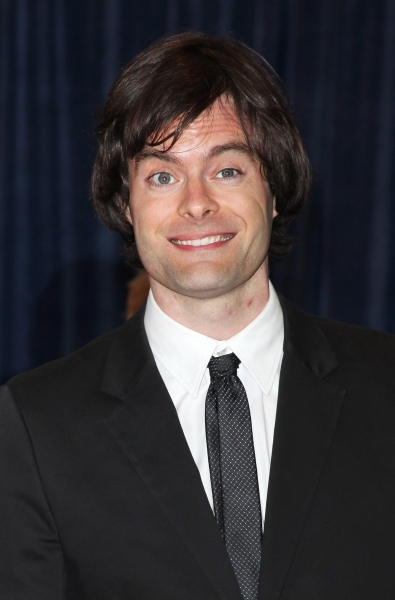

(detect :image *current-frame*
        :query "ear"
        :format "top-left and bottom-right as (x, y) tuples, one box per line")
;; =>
(272, 196), (278, 218)
(124, 204), (133, 226)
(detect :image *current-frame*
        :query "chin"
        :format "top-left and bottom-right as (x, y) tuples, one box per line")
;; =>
(165, 272), (244, 299)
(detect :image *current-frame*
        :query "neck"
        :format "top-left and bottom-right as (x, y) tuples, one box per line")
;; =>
(149, 264), (270, 340)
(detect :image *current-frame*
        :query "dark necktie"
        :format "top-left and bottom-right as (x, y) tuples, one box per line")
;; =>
(205, 352), (262, 600)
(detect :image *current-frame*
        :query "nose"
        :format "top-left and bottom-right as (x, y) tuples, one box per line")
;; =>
(177, 177), (219, 221)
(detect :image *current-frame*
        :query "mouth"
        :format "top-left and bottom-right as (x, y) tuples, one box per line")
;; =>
(170, 234), (234, 247)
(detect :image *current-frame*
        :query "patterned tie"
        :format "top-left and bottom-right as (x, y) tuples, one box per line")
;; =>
(205, 353), (262, 600)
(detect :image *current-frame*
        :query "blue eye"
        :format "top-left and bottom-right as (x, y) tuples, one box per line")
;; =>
(217, 168), (238, 179)
(151, 172), (175, 185)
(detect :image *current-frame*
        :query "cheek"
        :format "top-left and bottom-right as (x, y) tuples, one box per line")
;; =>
(132, 204), (168, 248)
(242, 196), (271, 228)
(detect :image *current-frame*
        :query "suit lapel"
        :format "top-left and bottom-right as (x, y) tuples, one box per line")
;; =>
(101, 307), (242, 600)
(259, 299), (346, 600)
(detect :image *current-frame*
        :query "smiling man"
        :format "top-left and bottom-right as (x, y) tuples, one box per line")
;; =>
(127, 99), (276, 337)
(2, 32), (395, 600)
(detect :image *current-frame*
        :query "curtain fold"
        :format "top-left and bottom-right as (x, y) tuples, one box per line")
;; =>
(1, 0), (394, 382)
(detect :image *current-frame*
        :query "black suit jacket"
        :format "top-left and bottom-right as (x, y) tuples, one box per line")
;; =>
(1, 298), (395, 599)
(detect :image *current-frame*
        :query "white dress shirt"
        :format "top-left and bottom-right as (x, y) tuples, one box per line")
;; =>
(144, 281), (284, 527)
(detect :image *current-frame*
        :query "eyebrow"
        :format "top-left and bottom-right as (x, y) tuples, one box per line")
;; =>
(133, 142), (254, 171)
(207, 142), (254, 160)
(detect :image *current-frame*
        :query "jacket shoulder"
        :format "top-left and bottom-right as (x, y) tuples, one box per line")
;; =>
(10, 327), (116, 382)
(4, 327), (120, 414)
(313, 313), (395, 361)
(301, 311), (395, 392)
(280, 295), (395, 385)
(283, 294), (395, 359)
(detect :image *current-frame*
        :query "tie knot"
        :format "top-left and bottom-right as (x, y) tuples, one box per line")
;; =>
(208, 352), (241, 379)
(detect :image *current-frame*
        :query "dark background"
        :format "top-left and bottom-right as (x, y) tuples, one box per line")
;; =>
(1, 0), (395, 383)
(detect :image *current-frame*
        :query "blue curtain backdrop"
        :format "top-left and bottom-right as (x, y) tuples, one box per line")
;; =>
(1, 0), (395, 383)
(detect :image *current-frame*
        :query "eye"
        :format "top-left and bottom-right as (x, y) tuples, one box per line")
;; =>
(150, 172), (175, 185)
(216, 168), (239, 179)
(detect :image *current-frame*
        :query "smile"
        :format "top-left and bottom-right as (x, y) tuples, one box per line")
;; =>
(171, 234), (234, 247)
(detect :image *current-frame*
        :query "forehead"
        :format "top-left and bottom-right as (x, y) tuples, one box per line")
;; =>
(151, 100), (246, 155)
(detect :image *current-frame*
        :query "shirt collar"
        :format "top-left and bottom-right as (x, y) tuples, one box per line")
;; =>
(144, 281), (284, 398)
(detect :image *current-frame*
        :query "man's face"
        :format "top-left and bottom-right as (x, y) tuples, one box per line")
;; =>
(127, 100), (276, 301)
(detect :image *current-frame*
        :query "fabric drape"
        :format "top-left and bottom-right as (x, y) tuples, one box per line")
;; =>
(1, 0), (394, 383)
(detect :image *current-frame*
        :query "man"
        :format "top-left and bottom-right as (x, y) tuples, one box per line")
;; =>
(1, 32), (395, 600)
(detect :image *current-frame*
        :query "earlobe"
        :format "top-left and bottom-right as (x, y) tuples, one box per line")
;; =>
(272, 197), (278, 218)
(125, 205), (133, 226)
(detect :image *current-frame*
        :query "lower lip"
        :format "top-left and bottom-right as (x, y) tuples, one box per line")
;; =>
(170, 237), (234, 251)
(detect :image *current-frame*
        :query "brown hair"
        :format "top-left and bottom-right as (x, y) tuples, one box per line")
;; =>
(91, 31), (312, 266)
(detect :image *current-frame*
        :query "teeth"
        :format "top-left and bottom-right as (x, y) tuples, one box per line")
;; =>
(172, 235), (232, 247)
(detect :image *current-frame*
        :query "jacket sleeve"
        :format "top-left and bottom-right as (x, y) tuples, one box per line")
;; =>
(0, 385), (66, 599)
